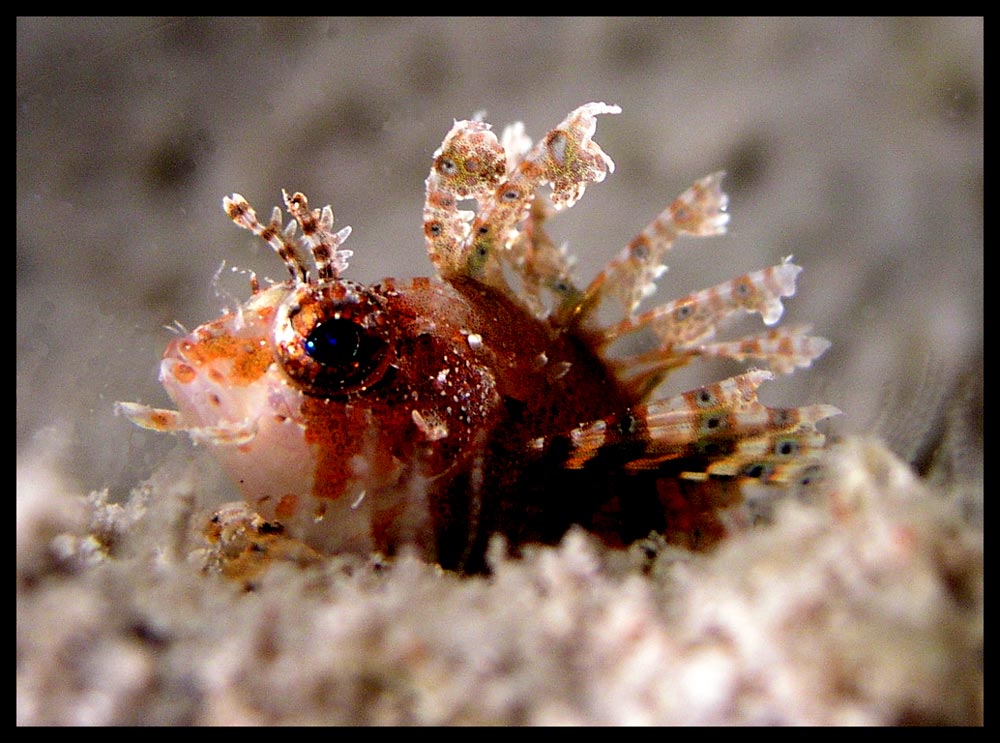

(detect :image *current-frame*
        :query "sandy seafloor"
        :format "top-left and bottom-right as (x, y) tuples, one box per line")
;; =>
(18, 18), (982, 724)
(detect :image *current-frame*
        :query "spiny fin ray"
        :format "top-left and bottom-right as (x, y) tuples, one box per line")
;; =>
(601, 260), (803, 350)
(422, 102), (620, 299)
(530, 372), (839, 485)
(573, 172), (730, 325)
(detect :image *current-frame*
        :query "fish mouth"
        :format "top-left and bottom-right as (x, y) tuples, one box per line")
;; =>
(162, 335), (189, 364)
(159, 336), (199, 386)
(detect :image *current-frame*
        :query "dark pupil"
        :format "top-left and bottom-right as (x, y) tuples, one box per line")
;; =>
(304, 319), (362, 368)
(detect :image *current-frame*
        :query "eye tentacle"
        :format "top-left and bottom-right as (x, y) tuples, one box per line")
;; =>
(222, 191), (354, 286)
(223, 193), (311, 284)
(283, 190), (353, 282)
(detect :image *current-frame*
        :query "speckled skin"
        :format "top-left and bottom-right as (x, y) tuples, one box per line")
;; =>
(158, 267), (647, 570)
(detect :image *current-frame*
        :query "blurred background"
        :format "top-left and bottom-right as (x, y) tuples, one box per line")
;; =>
(17, 18), (982, 502)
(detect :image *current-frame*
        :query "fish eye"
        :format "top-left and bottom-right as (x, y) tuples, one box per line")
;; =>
(304, 318), (363, 367)
(273, 281), (394, 397)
